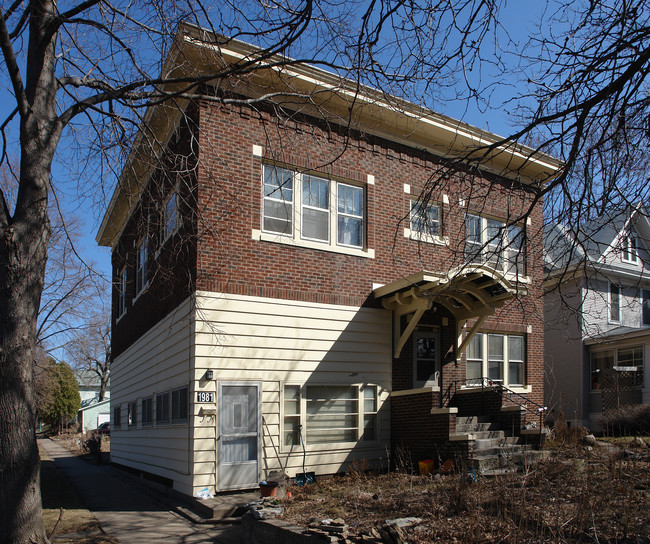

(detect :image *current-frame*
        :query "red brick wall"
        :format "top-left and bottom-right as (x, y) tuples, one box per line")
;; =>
(111, 97), (545, 408)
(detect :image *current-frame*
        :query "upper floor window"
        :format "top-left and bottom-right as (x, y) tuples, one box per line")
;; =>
(161, 189), (178, 243)
(621, 231), (638, 263)
(410, 200), (441, 241)
(643, 289), (650, 326)
(466, 333), (526, 386)
(136, 238), (148, 295)
(118, 267), (127, 318)
(609, 283), (621, 323)
(262, 165), (365, 249)
(465, 214), (525, 276)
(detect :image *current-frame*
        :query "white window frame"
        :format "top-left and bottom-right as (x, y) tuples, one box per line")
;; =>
(155, 391), (170, 426)
(128, 401), (137, 427)
(408, 200), (443, 243)
(464, 214), (526, 277)
(135, 237), (148, 296)
(117, 266), (127, 319)
(643, 288), (650, 326)
(141, 396), (153, 426)
(281, 384), (379, 450)
(258, 165), (373, 258)
(591, 346), (644, 390)
(465, 333), (526, 387)
(413, 331), (440, 389)
(621, 231), (638, 264)
(171, 386), (188, 424)
(161, 188), (179, 245)
(609, 282), (621, 324)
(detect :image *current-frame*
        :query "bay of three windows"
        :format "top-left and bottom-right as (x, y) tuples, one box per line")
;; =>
(263, 166), (364, 248)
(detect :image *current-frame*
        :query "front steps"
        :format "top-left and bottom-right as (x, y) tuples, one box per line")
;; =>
(450, 416), (547, 476)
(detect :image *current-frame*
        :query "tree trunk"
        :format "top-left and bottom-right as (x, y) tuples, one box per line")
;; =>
(0, 1), (59, 542)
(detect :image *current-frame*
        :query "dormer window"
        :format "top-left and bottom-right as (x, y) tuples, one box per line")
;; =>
(622, 232), (638, 263)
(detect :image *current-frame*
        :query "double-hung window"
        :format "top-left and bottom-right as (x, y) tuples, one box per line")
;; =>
(161, 189), (178, 243)
(282, 384), (378, 446)
(155, 391), (170, 425)
(136, 238), (148, 295)
(262, 165), (365, 250)
(466, 333), (526, 386)
(622, 231), (638, 263)
(609, 283), (621, 323)
(118, 266), (127, 318)
(128, 401), (137, 427)
(142, 397), (153, 426)
(465, 214), (525, 275)
(410, 200), (441, 241)
(643, 289), (650, 326)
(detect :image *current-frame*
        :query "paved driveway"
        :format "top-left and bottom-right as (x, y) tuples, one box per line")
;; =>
(39, 439), (241, 544)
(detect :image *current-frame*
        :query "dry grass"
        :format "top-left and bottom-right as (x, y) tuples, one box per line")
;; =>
(39, 444), (118, 544)
(280, 442), (650, 543)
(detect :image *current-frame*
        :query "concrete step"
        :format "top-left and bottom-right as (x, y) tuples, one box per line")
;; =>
(472, 444), (529, 457)
(469, 447), (545, 473)
(455, 422), (499, 433)
(456, 416), (493, 426)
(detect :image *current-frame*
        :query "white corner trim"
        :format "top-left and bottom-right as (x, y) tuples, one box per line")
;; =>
(403, 227), (411, 238)
(367, 174), (375, 185)
(252, 145), (263, 157)
(403, 184), (410, 194)
(442, 194), (449, 205)
(372, 282), (385, 290)
(526, 325), (532, 333)
(526, 217), (532, 225)
(459, 198), (466, 207)
(251, 229), (262, 240)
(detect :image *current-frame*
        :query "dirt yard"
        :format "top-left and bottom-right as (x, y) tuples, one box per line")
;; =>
(280, 439), (650, 543)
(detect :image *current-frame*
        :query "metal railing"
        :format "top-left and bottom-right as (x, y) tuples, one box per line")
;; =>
(442, 377), (548, 432)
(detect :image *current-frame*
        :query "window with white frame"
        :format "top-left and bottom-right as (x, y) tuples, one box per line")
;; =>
(142, 397), (153, 426)
(410, 200), (441, 240)
(161, 189), (178, 243)
(262, 165), (365, 249)
(465, 214), (525, 275)
(282, 384), (378, 446)
(466, 333), (526, 386)
(118, 266), (127, 317)
(621, 231), (638, 263)
(155, 391), (169, 425)
(609, 283), (621, 323)
(643, 289), (650, 326)
(113, 405), (121, 428)
(136, 238), (148, 295)
(128, 401), (137, 427)
(171, 386), (188, 423)
(591, 346), (643, 389)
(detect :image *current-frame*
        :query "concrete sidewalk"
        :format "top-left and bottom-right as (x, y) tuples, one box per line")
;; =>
(39, 439), (241, 544)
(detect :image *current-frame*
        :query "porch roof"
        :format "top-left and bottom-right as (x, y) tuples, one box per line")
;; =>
(585, 326), (650, 346)
(373, 265), (526, 358)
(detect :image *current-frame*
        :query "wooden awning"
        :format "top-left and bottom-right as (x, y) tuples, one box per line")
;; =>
(373, 265), (526, 358)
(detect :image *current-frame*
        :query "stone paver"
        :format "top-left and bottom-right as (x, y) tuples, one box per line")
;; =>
(39, 439), (241, 544)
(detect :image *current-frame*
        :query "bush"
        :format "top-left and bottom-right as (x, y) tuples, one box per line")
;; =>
(602, 404), (650, 436)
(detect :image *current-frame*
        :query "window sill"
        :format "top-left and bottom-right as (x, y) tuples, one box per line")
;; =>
(403, 228), (448, 246)
(252, 229), (375, 259)
(116, 311), (127, 324)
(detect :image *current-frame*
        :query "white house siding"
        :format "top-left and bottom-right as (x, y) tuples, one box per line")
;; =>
(544, 280), (586, 426)
(193, 291), (392, 494)
(581, 277), (641, 336)
(110, 297), (195, 496)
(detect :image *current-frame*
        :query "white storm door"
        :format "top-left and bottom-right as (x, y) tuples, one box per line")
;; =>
(217, 383), (260, 490)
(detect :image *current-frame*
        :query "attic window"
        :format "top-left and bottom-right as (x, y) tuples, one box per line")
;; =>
(622, 232), (637, 263)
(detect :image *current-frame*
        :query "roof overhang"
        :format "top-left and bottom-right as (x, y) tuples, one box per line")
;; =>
(375, 265), (525, 357)
(96, 23), (563, 248)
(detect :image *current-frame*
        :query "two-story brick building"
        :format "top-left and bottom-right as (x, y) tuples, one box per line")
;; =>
(96, 25), (561, 496)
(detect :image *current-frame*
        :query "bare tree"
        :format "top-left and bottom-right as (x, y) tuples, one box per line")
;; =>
(66, 315), (110, 402)
(2, 1), (649, 542)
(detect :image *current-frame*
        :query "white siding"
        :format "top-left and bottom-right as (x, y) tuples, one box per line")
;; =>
(194, 291), (392, 490)
(110, 297), (195, 495)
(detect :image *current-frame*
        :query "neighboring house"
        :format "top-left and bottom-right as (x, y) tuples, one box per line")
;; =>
(74, 369), (111, 432)
(96, 25), (561, 497)
(544, 207), (650, 431)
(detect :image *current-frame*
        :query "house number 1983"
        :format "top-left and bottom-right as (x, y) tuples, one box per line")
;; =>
(197, 392), (215, 403)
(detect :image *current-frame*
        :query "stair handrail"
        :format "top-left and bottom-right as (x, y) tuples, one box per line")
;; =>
(441, 377), (548, 432)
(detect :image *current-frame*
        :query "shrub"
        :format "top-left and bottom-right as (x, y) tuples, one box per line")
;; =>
(602, 404), (650, 436)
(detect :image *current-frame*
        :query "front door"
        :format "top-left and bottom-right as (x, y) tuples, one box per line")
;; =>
(217, 383), (260, 490)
